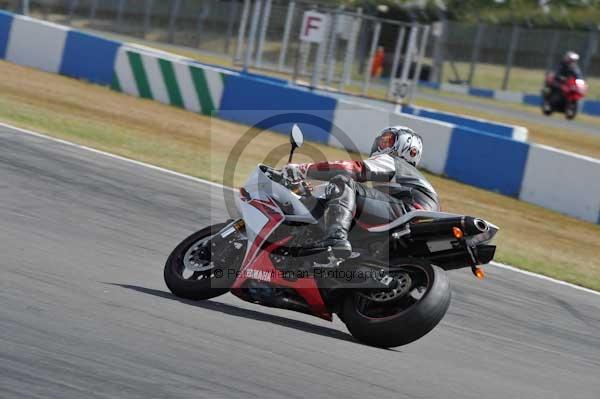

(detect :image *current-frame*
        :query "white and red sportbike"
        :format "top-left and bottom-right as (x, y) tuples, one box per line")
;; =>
(165, 126), (499, 348)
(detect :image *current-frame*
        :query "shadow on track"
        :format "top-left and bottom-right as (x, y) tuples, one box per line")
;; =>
(105, 283), (365, 345)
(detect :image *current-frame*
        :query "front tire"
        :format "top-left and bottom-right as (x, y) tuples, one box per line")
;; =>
(164, 223), (243, 301)
(341, 260), (451, 348)
(565, 101), (578, 120)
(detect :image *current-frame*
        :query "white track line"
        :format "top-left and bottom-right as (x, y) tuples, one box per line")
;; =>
(2, 121), (599, 298)
(490, 261), (600, 297)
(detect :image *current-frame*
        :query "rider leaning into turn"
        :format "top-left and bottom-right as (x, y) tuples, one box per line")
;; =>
(284, 126), (439, 259)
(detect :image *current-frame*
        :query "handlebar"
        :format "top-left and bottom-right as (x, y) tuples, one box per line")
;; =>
(260, 164), (312, 196)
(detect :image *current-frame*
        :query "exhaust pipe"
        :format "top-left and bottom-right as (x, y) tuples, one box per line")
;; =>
(473, 218), (489, 233)
(409, 217), (490, 238)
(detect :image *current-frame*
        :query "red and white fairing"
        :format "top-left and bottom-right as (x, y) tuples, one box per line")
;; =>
(230, 165), (331, 320)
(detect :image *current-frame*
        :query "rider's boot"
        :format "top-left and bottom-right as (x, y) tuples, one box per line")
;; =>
(318, 204), (353, 258)
(309, 175), (355, 259)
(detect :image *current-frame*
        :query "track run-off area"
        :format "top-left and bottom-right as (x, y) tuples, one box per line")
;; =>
(1, 124), (600, 399)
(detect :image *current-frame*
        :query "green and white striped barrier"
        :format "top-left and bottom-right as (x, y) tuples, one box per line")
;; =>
(111, 45), (228, 116)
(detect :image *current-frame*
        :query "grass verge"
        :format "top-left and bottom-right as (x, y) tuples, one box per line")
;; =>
(1, 60), (599, 291)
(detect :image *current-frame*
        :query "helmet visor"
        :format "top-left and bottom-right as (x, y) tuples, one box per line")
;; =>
(378, 131), (396, 151)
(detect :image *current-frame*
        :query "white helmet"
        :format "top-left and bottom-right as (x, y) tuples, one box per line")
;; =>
(370, 126), (423, 167)
(564, 51), (580, 64)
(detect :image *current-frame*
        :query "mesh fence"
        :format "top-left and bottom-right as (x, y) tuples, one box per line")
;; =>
(2, 0), (599, 98)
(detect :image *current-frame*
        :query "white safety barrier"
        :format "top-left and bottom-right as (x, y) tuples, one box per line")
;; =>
(520, 145), (600, 223)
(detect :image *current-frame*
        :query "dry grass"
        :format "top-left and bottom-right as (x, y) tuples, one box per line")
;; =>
(1, 60), (599, 290)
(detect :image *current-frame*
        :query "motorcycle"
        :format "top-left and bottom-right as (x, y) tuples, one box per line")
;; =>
(542, 72), (588, 120)
(164, 125), (499, 348)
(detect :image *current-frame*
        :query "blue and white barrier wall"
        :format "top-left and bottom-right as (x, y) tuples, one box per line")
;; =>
(313, 86), (528, 142)
(0, 11), (598, 224)
(422, 81), (600, 118)
(332, 99), (600, 223)
(400, 105), (528, 142)
(0, 11), (120, 85)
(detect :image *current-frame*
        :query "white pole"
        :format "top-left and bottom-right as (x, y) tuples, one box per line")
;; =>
(408, 25), (431, 103)
(255, 0), (272, 68)
(324, 8), (341, 86)
(387, 26), (406, 100)
(278, 1), (296, 71)
(311, 14), (330, 88)
(22, 0), (30, 15)
(244, 0), (263, 71)
(234, 0), (251, 64)
(361, 21), (381, 96)
(339, 8), (362, 90)
(397, 25), (418, 103)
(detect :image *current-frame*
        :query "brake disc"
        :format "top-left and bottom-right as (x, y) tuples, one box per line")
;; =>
(361, 272), (412, 303)
(183, 239), (214, 272)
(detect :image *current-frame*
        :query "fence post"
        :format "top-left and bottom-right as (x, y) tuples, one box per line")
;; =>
(431, 16), (447, 84)
(339, 8), (362, 90)
(397, 24), (417, 102)
(582, 27), (598, 76)
(167, 0), (182, 44)
(234, 0), (251, 63)
(278, 1), (296, 71)
(224, 0), (239, 54)
(89, 0), (98, 20)
(361, 21), (381, 96)
(195, 2), (211, 48)
(408, 25), (431, 103)
(387, 26), (406, 100)
(143, 0), (154, 39)
(545, 30), (560, 72)
(311, 13), (331, 88)
(467, 22), (485, 86)
(66, 0), (79, 24)
(21, 0), (29, 15)
(325, 7), (342, 86)
(502, 24), (520, 91)
(115, 0), (126, 29)
(244, 0), (263, 71)
(255, 0), (272, 68)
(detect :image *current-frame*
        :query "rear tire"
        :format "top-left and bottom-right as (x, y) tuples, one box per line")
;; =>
(341, 260), (451, 348)
(164, 224), (242, 301)
(542, 102), (553, 116)
(541, 92), (553, 116)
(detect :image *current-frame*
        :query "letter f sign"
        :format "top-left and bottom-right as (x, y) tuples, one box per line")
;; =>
(300, 11), (328, 43)
(304, 16), (322, 36)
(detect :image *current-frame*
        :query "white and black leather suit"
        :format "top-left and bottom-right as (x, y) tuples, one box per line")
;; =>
(297, 153), (440, 249)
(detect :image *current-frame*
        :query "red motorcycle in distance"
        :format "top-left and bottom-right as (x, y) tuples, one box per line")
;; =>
(542, 72), (588, 120)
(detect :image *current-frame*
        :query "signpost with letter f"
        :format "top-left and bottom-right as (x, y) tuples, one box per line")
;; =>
(299, 10), (330, 88)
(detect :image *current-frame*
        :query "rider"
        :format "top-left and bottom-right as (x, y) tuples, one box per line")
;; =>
(284, 126), (439, 259)
(555, 51), (583, 81)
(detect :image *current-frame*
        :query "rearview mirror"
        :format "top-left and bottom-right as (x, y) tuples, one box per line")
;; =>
(291, 124), (304, 149)
(288, 124), (304, 164)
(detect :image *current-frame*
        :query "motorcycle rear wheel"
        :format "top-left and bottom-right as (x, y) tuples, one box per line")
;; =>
(341, 260), (450, 348)
(164, 223), (242, 301)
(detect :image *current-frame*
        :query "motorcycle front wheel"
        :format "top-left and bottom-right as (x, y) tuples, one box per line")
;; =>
(565, 101), (578, 120)
(164, 223), (243, 301)
(341, 259), (451, 348)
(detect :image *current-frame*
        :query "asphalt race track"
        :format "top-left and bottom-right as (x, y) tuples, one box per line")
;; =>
(1, 124), (600, 399)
